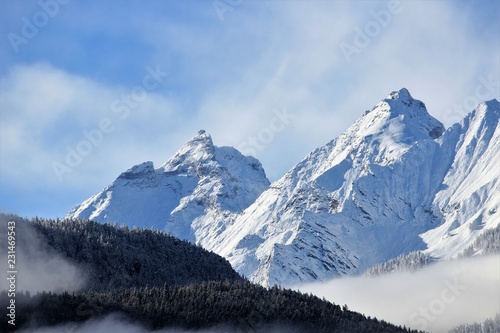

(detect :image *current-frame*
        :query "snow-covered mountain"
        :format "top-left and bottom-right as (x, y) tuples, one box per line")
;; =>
(421, 99), (500, 257)
(211, 89), (499, 286)
(211, 88), (450, 286)
(68, 89), (500, 288)
(66, 130), (270, 244)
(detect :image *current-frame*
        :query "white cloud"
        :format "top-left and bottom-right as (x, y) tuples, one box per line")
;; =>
(298, 255), (500, 333)
(0, 217), (85, 293)
(0, 64), (180, 189)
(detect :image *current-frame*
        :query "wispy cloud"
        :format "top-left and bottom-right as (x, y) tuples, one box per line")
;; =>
(0, 0), (498, 217)
(0, 64), (176, 185)
(0, 217), (85, 293)
(298, 255), (500, 333)
(0, 63), (182, 216)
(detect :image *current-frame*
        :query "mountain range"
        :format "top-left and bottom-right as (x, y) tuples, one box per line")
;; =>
(67, 88), (500, 287)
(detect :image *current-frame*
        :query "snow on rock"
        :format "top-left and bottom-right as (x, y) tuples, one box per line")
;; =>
(422, 99), (500, 258)
(212, 88), (450, 286)
(66, 130), (270, 242)
(67, 90), (500, 288)
(211, 89), (498, 287)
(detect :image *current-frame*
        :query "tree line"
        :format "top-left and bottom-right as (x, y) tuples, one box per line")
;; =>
(1, 281), (423, 332)
(366, 224), (500, 277)
(0, 214), (424, 332)
(0, 213), (242, 291)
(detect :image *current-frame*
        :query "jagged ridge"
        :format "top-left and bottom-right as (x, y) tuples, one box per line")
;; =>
(68, 89), (500, 287)
(66, 130), (270, 243)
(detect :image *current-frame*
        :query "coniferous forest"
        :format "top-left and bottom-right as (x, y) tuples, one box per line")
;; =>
(449, 314), (500, 333)
(365, 224), (500, 277)
(0, 213), (242, 291)
(0, 214), (423, 332)
(1, 281), (422, 333)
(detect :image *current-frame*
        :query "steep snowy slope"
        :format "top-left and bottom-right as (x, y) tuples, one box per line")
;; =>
(210, 88), (452, 286)
(66, 130), (270, 242)
(68, 89), (499, 288)
(422, 99), (500, 258)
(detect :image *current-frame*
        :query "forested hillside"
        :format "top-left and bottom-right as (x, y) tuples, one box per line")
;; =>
(0, 213), (242, 291)
(0, 214), (423, 332)
(0, 281), (422, 333)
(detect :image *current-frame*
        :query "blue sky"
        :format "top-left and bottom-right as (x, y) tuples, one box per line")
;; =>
(0, 0), (499, 219)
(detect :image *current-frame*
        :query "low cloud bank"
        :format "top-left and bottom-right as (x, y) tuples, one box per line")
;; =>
(298, 255), (500, 333)
(0, 217), (85, 293)
(18, 313), (296, 333)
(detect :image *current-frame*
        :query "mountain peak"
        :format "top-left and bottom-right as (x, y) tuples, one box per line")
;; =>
(366, 88), (444, 140)
(477, 99), (500, 119)
(67, 129), (270, 235)
(190, 129), (213, 146)
(386, 87), (412, 102)
(160, 130), (215, 174)
(381, 88), (423, 111)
